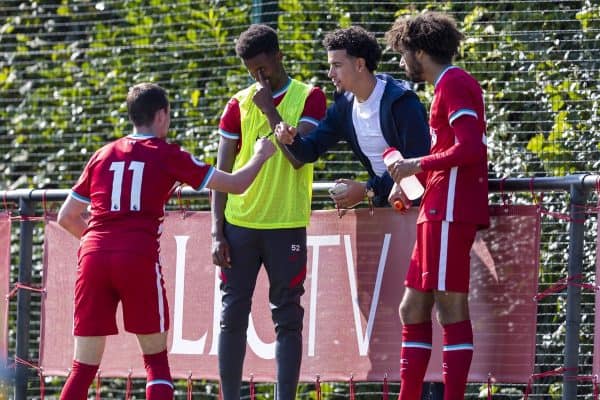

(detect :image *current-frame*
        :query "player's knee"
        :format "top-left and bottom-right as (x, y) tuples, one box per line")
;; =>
(435, 306), (469, 325)
(434, 292), (469, 325)
(399, 298), (431, 324)
(399, 301), (415, 324)
(220, 304), (251, 333)
(272, 303), (304, 332)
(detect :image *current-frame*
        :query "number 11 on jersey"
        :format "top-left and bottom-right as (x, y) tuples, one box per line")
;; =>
(109, 161), (145, 211)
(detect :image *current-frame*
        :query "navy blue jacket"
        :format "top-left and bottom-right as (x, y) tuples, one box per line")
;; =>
(287, 74), (430, 207)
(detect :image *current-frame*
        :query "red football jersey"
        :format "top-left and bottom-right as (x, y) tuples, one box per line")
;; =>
(418, 66), (489, 228)
(71, 134), (214, 256)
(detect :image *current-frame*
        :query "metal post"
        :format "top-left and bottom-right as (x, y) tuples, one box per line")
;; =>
(251, 0), (278, 27)
(562, 177), (588, 400)
(14, 196), (34, 400)
(421, 382), (444, 399)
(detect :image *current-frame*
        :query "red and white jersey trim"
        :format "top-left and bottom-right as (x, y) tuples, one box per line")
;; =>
(154, 262), (166, 332)
(438, 221), (450, 291)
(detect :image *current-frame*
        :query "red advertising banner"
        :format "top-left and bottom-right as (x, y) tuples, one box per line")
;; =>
(0, 213), (9, 363)
(41, 206), (539, 383)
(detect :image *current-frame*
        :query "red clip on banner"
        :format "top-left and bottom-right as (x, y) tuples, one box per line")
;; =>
(41, 206), (539, 383)
(0, 214), (9, 364)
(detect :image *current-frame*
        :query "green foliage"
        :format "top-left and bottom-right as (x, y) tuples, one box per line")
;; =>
(2, 1), (597, 188)
(0, 0), (251, 189)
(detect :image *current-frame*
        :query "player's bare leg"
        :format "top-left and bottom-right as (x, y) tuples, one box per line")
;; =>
(60, 336), (105, 400)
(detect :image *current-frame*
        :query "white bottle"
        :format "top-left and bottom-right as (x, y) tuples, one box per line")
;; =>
(382, 147), (424, 200)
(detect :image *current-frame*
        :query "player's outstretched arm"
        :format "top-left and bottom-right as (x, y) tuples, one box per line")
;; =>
(57, 195), (89, 239)
(207, 137), (276, 194)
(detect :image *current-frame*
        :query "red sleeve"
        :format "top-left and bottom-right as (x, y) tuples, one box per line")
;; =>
(419, 116), (486, 171)
(440, 75), (480, 122)
(298, 87), (327, 126)
(71, 151), (99, 203)
(164, 144), (215, 190)
(218, 98), (241, 140)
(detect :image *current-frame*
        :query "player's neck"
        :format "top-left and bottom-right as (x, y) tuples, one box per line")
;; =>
(269, 72), (290, 93)
(428, 63), (453, 86)
(353, 73), (377, 103)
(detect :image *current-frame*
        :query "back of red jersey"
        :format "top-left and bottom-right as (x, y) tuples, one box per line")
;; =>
(71, 134), (214, 256)
(418, 66), (489, 228)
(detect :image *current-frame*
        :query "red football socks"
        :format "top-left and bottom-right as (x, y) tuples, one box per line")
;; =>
(60, 360), (99, 400)
(144, 350), (174, 400)
(442, 319), (473, 400)
(398, 321), (433, 400)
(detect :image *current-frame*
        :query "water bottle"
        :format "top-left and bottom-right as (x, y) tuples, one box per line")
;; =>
(391, 193), (406, 212)
(382, 147), (424, 200)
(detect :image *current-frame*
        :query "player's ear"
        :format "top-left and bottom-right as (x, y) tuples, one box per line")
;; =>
(155, 107), (168, 124)
(357, 57), (367, 73)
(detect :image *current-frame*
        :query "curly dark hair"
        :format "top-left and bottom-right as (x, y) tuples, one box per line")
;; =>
(235, 24), (279, 59)
(126, 83), (169, 127)
(322, 26), (382, 73)
(385, 11), (464, 65)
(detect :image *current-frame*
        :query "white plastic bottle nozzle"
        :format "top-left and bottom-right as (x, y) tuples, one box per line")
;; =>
(382, 147), (424, 201)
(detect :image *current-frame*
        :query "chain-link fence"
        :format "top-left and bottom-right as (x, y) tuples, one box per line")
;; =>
(1, 0), (599, 398)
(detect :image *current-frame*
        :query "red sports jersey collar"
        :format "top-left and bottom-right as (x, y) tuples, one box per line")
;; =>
(128, 133), (155, 139)
(271, 77), (292, 99)
(434, 65), (458, 89)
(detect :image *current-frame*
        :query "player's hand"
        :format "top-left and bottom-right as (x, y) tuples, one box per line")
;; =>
(275, 122), (297, 145)
(388, 184), (411, 213)
(330, 179), (364, 209)
(211, 233), (231, 268)
(254, 137), (276, 160)
(252, 69), (275, 115)
(387, 158), (422, 183)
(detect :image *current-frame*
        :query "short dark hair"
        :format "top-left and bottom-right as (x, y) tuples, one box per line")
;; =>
(235, 24), (279, 59)
(385, 11), (465, 65)
(126, 83), (169, 127)
(322, 26), (382, 72)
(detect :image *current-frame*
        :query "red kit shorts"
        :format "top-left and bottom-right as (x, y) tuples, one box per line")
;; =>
(405, 220), (477, 293)
(73, 250), (169, 336)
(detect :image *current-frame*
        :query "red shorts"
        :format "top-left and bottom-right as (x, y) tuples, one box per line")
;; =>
(73, 251), (169, 336)
(405, 221), (477, 293)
